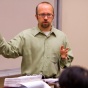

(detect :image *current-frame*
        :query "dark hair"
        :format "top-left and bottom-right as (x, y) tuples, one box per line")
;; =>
(36, 1), (54, 15)
(59, 66), (88, 88)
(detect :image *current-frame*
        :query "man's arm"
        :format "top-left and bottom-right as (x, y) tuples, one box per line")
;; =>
(0, 33), (23, 58)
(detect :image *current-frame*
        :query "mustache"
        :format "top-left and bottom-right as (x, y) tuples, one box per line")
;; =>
(43, 21), (48, 23)
(44, 19), (48, 21)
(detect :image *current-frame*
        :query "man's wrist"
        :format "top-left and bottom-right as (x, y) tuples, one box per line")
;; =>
(61, 55), (67, 60)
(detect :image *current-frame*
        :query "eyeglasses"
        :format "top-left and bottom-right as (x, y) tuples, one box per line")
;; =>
(38, 13), (53, 18)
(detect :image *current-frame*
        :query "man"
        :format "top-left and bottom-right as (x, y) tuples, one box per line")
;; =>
(0, 2), (74, 78)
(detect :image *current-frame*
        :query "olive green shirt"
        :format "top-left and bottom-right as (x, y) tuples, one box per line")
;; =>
(0, 26), (74, 77)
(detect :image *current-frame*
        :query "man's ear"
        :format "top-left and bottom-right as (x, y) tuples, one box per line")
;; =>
(53, 15), (54, 19)
(35, 15), (38, 20)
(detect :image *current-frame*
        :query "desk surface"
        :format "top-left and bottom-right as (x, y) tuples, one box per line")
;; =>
(0, 68), (21, 77)
(0, 74), (21, 88)
(0, 69), (59, 88)
(0, 68), (21, 88)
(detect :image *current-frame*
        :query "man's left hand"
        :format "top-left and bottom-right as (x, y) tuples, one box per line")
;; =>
(60, 45), (68, 59)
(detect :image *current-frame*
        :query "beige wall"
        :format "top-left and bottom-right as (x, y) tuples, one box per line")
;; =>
(61, 0), (88, 68)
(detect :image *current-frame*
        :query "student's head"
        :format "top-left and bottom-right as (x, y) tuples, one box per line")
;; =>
(35, 2), (54, 30)
(59, 66), (88, 88)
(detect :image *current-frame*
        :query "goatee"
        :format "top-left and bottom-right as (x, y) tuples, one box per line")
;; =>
(41, 23), (50, 28)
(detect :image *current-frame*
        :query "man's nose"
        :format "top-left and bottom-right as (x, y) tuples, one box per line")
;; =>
(44, 15), (48, 19)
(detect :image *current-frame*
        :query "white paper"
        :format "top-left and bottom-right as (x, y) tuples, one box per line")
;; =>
(20, 80), (51, 88)
(4, 75), (58, 88)
(4, 75), (42, 87)
(43, 78), (58, 83)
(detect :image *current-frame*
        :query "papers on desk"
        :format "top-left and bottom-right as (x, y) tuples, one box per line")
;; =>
(4, 75), (42, 87)
(4, 75), (58, 88)
(43, 78), (58, 83)
(20, 80), (51, 88)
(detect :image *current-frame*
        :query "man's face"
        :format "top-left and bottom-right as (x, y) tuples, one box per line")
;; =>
(35, 3), (54, 29)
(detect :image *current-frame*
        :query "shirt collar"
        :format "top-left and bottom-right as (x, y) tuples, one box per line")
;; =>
(32, 26), (41, 36)
(32, 26), (57, 37)
(50, 26), (57, 37)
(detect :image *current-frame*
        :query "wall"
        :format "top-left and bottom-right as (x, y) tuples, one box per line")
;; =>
(61, 0), (88, 68)
(0, 0), (54, 70)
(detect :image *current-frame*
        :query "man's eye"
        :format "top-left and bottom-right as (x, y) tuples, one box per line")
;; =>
(47, 14), (51, 16)
(41, 14), (45, 16)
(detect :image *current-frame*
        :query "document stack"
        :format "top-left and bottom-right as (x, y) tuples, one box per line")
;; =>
(4, 75), (52, 88)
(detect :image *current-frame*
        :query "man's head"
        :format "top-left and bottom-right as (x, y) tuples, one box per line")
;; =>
(36, 2), (54, 15)
(59, 66), (88, 88)
(35, 2), (54, 31)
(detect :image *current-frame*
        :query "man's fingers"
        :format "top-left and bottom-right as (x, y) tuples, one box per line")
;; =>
(66, 48), (69, 52)
(60, 45), (64, 50)
(60, 46), (69, 51)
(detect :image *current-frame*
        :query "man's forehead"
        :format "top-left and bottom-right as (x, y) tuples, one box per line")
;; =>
(37, 3), (54, 14)
(38, 3), (53, 9)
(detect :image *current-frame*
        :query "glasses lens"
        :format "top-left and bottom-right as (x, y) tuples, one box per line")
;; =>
(38, 14), (53, 18)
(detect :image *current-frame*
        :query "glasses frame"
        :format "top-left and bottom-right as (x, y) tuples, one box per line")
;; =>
(37, 13), (54, 18)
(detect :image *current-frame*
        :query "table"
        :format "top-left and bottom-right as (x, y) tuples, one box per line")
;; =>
(0, 68), (59, 88)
